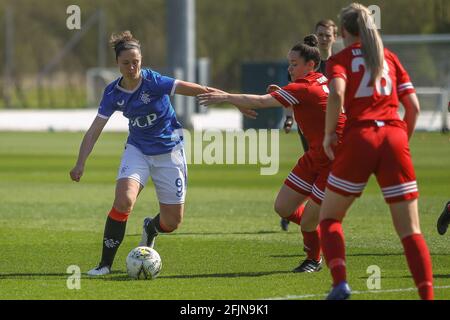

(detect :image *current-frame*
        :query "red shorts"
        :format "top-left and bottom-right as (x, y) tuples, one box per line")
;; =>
(327, 120), (419, 204)
(285, 150), (332, 205)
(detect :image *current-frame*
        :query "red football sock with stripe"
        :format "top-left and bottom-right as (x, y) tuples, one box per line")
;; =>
(286, 203), (306, 225)
(320, 219), (346, 286)
(301, 228), (321, 261)
(401, 234), (434, 300)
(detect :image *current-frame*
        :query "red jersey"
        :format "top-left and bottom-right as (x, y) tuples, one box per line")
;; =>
(271, 72), (346, 154)
(326, 43), (415, 126)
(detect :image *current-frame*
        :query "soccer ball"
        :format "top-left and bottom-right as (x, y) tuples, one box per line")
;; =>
(126, 246), (162, 280)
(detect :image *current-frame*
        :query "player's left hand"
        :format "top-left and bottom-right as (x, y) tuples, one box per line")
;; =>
(323, 132), (338, 160)
(283, 116), (293, 133)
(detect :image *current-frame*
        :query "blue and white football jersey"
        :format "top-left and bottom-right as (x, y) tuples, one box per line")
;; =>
(97, 68), (183, 155)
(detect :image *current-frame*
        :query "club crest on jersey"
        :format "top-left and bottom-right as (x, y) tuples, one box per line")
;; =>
(140, 92), (151, 104)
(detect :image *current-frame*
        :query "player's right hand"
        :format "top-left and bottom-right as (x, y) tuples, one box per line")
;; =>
(283, 116), (293, 133)
(70, 164), (84, 182)
(323, 132), (338, 161)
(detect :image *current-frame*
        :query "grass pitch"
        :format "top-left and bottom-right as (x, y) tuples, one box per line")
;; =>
(0, 131), (449, 300)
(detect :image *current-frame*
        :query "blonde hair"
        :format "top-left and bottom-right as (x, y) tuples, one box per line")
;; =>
(340, 3), (384, 84)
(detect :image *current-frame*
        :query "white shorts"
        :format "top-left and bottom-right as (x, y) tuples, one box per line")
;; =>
(117, 144), (187, 204)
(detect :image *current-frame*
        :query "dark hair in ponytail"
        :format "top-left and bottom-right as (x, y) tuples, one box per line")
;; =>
(291, 34), (321, 69)
(109, 30), (141, 60)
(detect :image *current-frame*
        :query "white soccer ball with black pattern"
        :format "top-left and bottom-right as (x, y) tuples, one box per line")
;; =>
(126, 246), (162, 280)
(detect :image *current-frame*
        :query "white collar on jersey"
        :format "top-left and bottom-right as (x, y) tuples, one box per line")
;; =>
(115, 76), (143, 94)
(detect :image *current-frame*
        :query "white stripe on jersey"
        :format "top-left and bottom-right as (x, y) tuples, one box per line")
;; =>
(277, 90), (298, 105)
(397, 82), (414, 92)
(276, 89), (299, 106)
(398, 86), (414, 92)
(398, 82), (413, 89)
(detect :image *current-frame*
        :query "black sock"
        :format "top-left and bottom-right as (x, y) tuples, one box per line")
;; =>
(149, 213), (165, 234)
(100, 216), (127, 268)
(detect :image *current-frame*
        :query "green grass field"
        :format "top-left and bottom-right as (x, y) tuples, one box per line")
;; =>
(0, 131), (449, 300)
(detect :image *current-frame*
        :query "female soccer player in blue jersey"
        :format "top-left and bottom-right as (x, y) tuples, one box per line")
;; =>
(69, 31), (254, 276)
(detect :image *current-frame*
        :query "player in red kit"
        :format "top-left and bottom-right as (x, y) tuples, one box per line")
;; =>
(280, 19), (339, 232)
(199, 35), (346, 273)
(319, 3), (433, 300)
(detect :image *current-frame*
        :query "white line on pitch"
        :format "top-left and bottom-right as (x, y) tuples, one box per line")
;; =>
(262, 285), (450, 300)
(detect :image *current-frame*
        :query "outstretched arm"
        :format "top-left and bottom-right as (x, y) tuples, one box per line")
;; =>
(198, 92), (283, 109)
(175, 81), (258, 119)
(174, 80), (221, 96)
(70, 116), (108, 182)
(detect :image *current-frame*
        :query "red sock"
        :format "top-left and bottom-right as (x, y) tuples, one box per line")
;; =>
(286, 203), (306, 225)
(320, 219), (346, 286)
(108, 207), (130, 222)
(401, 234), (434, 300)
(302, 229), (321, 261)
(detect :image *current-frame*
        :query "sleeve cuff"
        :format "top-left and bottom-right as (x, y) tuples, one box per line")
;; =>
(170, 80), (179, 96)
(398, 88), (416, 99)
(97, 113), (110, 120)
